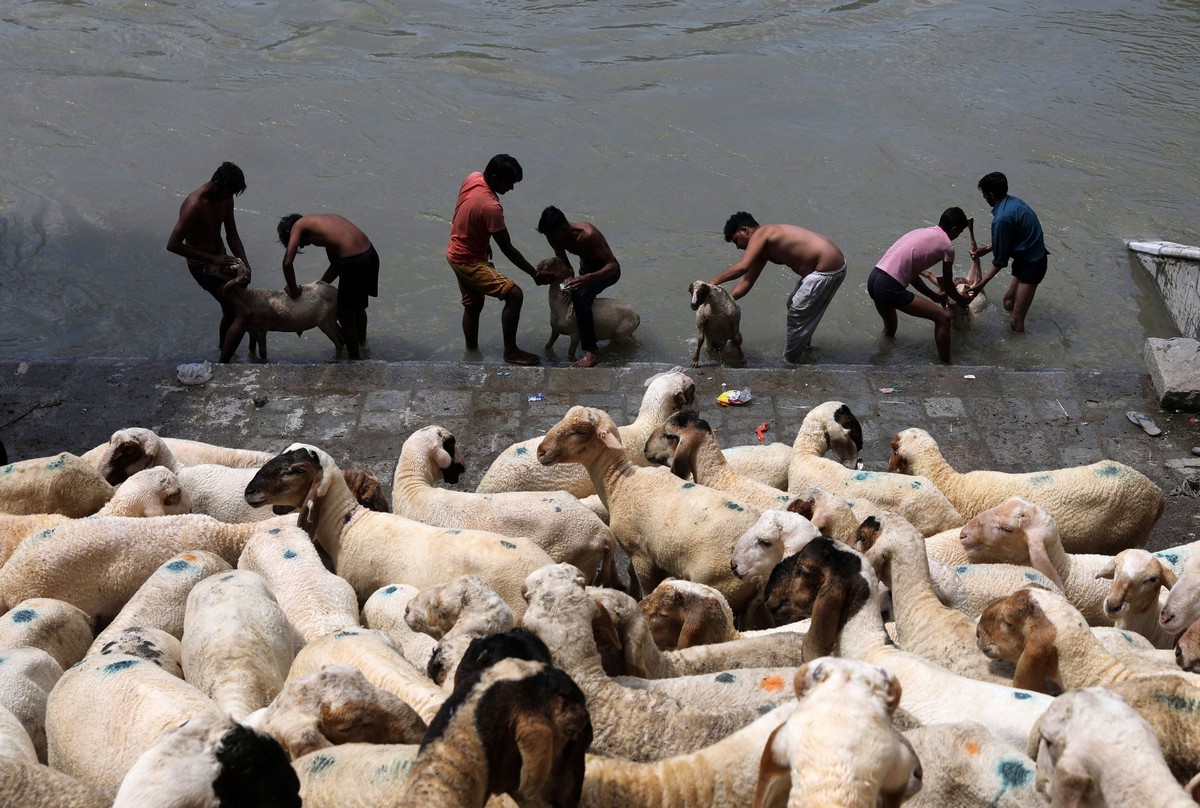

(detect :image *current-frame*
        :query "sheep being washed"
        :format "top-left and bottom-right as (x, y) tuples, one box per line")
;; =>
(687, 280), (745, 367)
(537, 256), (640, 362)
(220, 259), (343, 362)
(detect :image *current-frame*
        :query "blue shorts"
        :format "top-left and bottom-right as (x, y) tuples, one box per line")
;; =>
(867, 268), (915, 308)
(1011, 255), (1047, 285)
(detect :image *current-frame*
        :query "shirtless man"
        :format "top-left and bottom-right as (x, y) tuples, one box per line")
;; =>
(277, 213), (378, 360)
(536, 205), (621, 368)
(166, 161), (252, 362)
(710, 212), (847, 363)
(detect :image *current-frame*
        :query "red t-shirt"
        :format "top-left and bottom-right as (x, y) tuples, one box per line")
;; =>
(446, 172), (506, 264)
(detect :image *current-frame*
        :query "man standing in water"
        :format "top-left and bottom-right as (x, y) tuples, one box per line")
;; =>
(536, 205), (621, 368)
(710, 212), (847, 363)
(971, 171), (1049, 333)
(446, 154), (546, 366)
(867, 207), (974, 363)
(166, 161), (252, 362)
(277, 213), (378, 360)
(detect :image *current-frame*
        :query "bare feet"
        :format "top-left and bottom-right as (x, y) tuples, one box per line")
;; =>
(503, 349), (541, 366)
(572, 351), (601, 368)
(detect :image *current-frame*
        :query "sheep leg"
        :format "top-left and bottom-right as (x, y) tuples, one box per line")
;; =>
(317, 317), (345, 357)
(249, 331), (268, 361)
(544, 329), (560, 352)
(567, 333), (579, 361)
(732, 330), (745, 366)
(690, 327), (705, 368)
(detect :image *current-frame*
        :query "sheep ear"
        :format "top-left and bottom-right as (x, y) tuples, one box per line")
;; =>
(1094, 558), (1117, 580)
(803, 579), (850, 662)
(675, 382), (697, 410)
(854, 516), (882, 553)
(297, 465), (327, 537)
(677, 599), (715, 649)
(884, 672), (903, 715)
(513, 713), (556, 805)
(1162, 565), (1179, 590)
(786, 495), (814, 520)
(621, 622), (651, 680)
(1027, 539), (1067, 593)
(591, 601), (624, 656)
(751, 724), (792, 808)
(1013, 617), (1059, 693)
(598, 425), (624, 451)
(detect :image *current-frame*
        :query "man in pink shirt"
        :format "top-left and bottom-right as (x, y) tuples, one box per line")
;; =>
(446, 154), (546, 366)
(867, 207), (973, 363)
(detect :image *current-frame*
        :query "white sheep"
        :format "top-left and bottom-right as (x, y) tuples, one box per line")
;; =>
(1174, 616), (1200, 673)
(475, 368), (697, 499)
(0, 513), (260, 621)
(112, 710), (300, 807)
(361, 583), (439, 672)
(0, 598), (93, 671)
(854, 513), (1015, 686)
(1161, 569), (1200, 637)
(723, 441), (794, 491)
(589, 585), (805, 677)
(395, 657), (592, 808)
(729, 508), (822, 582)
(220, 260), (343, 361)
(286, 628), (447, 724)
(538, 256), (640, 359)
(687, 280), (744, 367)
(902, 722), (1040, 808)
(765, 537), (1053, 751)
(94, 427), (274, 523)
(46, 653), (226, 798)
(392, 425), (617, 586)
(643, 410), (798, 513)
(82, 431), (275, 471)
(1029, 687), (1197, 807)
(237, 522), (360, 651)
(520, 563), (793, 762)
(182, 570), (295, 721)
(292, 743), (420, 807)
(787, 402), (963, 536)
(251, 665), (426, 760)
(243, 444), (555, 620)
(888, 426), (1164, 553)
(0, 706), (38, 765)
(0, 646), (61, 763)
(88, 550), (233, 654)
(537, 406), (762, 610)
(0, 465), (190, 568)
(1098, 549), (1178, 648)
(0, 452), (113, 518)
(403, 575), (515, 689)
(0, 757), (111, 807)
(96, 626), (184, 678)
(753, 658), (921, 808)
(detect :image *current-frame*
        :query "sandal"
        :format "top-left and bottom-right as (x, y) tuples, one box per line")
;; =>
(1125, 411), (1162, 437)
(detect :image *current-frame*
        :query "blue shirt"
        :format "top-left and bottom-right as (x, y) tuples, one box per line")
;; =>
(990, 194), (1048, 268)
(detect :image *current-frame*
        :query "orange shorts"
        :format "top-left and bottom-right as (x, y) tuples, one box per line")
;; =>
(447, 258), (516, 307)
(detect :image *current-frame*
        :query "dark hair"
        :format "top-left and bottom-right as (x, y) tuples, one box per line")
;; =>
(483, 154), (523, 186)
(938, 206), (968, 231)
(536, 206), (569, 235)
(276, 213), (303, 248)
(977, 172), (1008, 198)
(211, 162), (247, 196)
(723, 211), (759, 242)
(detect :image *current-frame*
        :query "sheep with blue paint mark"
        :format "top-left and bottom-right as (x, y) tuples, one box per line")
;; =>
(244, 444), (555, 621)
(87, 550), (232, 655)
(0, 703), (38, 764)
(0, 757), (110, 806)
(97, 626), (184, 678)
(900, 722), (1039, 808)
(292, 743), (420, 807)
(0, 452), (113, 518)
(787, 402), (963, 536)
(237, 522), (359, 652)
(537, 407), (764, 611)
(889, 426), (1164, 553)
(393, 425), (618, 587)
(46, 653), (226, 798)
(0, 598), (93, 671)
(182, 570), (295, 721)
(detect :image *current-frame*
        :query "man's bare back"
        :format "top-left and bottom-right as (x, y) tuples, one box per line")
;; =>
(288, 213), (372, 263)
(743, 224), (845, 277)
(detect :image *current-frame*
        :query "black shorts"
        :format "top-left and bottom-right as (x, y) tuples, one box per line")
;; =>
(334, 245), (380, 311)
(1011, 255), (1048, 285)
(189, 263), (231, 301)
(867, 267), (915, 308)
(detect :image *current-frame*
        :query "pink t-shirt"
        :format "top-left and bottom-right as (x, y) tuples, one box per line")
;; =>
(875, 226), (954, 287)
(446, 172), (506, 264)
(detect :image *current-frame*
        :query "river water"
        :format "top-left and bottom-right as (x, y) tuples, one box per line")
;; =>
(2, 0), (1198, 369)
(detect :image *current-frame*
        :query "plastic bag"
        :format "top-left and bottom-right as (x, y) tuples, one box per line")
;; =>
(717, 387), (752, 406)
(176, 361), (213, 386)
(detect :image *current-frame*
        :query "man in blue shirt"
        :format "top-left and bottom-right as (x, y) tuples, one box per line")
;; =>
(970, 172), (1049, 333)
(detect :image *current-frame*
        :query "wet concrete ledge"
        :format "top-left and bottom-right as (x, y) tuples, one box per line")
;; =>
(2, 358), (1197, 552)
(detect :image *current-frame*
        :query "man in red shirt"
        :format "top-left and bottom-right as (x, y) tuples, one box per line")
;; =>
(446, 154), (546, 366)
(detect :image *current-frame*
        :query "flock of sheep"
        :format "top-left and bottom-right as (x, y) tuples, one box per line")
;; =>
(2, 368), (1199, 807)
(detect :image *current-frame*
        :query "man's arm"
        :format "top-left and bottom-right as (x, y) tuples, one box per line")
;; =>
(492, 228), (545, 283)
(223, 206), (251, 270)
(939, 260), (971, 307)
(911, 274), (946, 304)
(281, 223), (305, 298)
(562, 228), (619, 292)
(709, 234), (769, 300)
